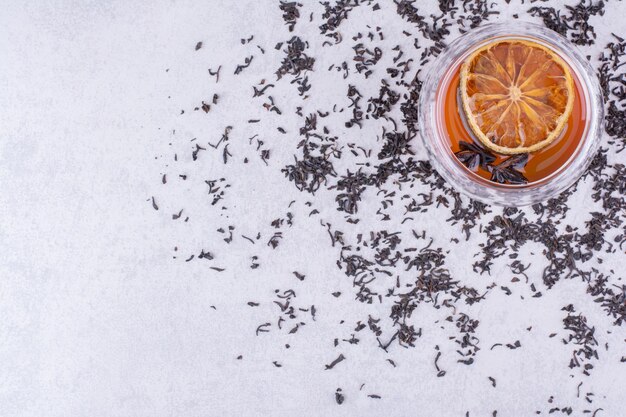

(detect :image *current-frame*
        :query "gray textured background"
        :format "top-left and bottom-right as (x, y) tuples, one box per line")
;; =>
(1, 1), (625, 416)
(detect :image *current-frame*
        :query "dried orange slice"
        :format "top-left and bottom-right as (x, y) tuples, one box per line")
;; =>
(460, 39), (574, 154)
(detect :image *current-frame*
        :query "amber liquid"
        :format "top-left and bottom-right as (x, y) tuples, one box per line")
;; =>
(439, 61), (588, 183)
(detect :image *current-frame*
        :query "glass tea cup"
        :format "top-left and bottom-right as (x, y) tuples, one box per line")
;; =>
(418, 22), (604, 206)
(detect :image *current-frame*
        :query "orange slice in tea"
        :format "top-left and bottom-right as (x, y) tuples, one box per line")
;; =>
(460, 40), (575, 154)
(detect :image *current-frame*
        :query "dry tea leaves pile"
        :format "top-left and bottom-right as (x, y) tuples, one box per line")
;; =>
(152, 1), (625, 414)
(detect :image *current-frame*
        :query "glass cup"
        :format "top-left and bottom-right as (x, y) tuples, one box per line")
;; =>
(418, 22), (604, 206)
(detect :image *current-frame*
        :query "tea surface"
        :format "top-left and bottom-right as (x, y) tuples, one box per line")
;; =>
(441, 59), (587, 183)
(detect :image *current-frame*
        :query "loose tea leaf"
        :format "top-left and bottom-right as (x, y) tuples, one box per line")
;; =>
(455, 140), (496, 171)
(489, 154), (529, 185)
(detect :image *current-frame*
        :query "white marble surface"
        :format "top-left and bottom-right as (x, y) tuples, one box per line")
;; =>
(1, 1), (625, 416)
